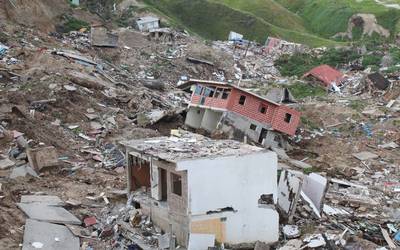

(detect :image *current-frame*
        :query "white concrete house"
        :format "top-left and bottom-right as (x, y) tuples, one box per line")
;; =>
(120, 130), (279, 248)
(135, 16), (160, 32)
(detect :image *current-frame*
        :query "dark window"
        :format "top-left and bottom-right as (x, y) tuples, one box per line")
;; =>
(284, 113), (292, 123)
(171, 173), (182, 196)
(259, 105), (267, 114)
(214, 88), (223, 98)
(250, 124), (257, 130)
(222, 89), (231, 99)
(204, 87), (215, 97)
(238, 95), (246, 105)
(194, 85), (203, 95)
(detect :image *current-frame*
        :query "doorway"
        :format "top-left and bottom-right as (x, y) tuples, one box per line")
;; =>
(160, 168), (168, 201)
(259, 128), (268, 144)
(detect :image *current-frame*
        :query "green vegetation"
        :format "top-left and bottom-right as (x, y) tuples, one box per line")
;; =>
(0, 32), (8, 44)
(287, 82), (326, 99)
(277, 0), (400, 38)
(58, 16), (90, 33)
(140, 0), (400, 46)
(276, 48), (361, 76)
(349, 100), (367, 111)
(362, 54), (382, 67)
(142, 0), (342, 47)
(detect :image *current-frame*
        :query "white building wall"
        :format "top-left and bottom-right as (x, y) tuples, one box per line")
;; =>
(185, 107), (205, 129)
(177, 152), (279, 244)
(200, 109), (222, 132)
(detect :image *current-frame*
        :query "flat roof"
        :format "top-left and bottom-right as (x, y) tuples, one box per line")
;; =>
(136, 16), (159, 24)
(120, 130), (266, 163)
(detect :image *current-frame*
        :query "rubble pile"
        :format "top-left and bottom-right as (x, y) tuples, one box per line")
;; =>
(0, 1), (399, 250)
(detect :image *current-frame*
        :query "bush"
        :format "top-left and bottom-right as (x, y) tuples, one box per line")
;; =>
(275, 48), (361, 77)
(287, 82), (326, 99)
(57, 16), (89, 33)
(0, 32), (8, 44)
(362, 54), (382, 67)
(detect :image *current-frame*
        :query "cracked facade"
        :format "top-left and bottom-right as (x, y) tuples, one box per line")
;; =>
(120, 131), (279, 247)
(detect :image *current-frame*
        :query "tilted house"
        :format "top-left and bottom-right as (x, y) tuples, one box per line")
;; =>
(178, 79), (301, 148)
(120, 131), (279, 248)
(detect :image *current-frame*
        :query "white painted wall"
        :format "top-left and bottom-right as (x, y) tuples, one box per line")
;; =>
(178, 152), (279, 244)
(200, 109), (222, 132)
(185, 107), (205, 129)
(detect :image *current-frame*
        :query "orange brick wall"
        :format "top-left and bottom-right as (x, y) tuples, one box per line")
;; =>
(271, 105), (301, 136)
(228, 89), (277, 125)
(191, 94), (229, 109)
(189, 84), (301, 136)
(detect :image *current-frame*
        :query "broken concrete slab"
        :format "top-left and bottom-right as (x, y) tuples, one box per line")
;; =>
(20, 195), (64, 206)
(278, 239), (303, 250)
(0, 156), (15, 170)
(277, 169), (303, 222)
(67, 71), (108, 90)
(27, 146), (59, 172)
(91, 26), (119, 47)
(9, 165), (38, 179)
(288, 159), (312, 169)
(22, 219), (79, 250)
(17, 203), (81, 225)
(379, 142), (399, 149)
(301, 173), (328, 216)
(353, 151), (379, 161)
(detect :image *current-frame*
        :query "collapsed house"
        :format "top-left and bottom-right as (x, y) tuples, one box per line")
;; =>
(120, 130), (279, 248)
(264, 37), (307, 55)
(303, 64), (345, 90)
(135, 16), (160, 32)
(178, 79), (301, 149)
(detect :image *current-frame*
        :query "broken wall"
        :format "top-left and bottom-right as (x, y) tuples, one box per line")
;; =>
(178, 152), (279, 244)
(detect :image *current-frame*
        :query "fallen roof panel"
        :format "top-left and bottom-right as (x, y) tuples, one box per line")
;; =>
(22, 219), (79, 250)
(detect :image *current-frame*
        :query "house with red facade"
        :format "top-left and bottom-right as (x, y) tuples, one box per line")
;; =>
(178, 79), (301, 148)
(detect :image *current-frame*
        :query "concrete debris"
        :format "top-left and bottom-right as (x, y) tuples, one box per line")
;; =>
(17, 196), (81, 225)
(67, 71), (107, 90)
(22, 219), (79, 250)
(278, 169), (303, 221)
(0, 155), (15, 170)
(353, 151), (379, 161)
(301, 173), (328, 216)
(91, 26), (119, 47)
(20, 195), (64, 206)
(278, 239), (303, 250)
(283, 225), (301, 239)
(186, 56), (214, 66)
(9, 165), (38, 179)
(27, 146), (59, 172)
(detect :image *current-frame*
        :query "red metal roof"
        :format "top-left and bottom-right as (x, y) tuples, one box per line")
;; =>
(303, 64), (344, 87)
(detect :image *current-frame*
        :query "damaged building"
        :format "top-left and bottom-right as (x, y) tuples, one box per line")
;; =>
(120, 131), (279, 248)
(178, 79), (301, 149)
(303, 64), (345, 90)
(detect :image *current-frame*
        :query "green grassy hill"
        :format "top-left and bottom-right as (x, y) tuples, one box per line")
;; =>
(142, 0), (400, 47)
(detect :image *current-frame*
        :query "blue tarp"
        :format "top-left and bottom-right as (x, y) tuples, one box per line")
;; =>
(0, 44), (9, 57)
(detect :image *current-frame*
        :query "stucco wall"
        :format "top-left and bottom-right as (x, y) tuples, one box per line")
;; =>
(177, 152), (279, 244)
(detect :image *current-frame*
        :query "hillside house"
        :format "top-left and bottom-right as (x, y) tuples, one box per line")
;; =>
(120, 131), (279, 248)
(135, 16), (160, 32)
(178, 80), (301, 149)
